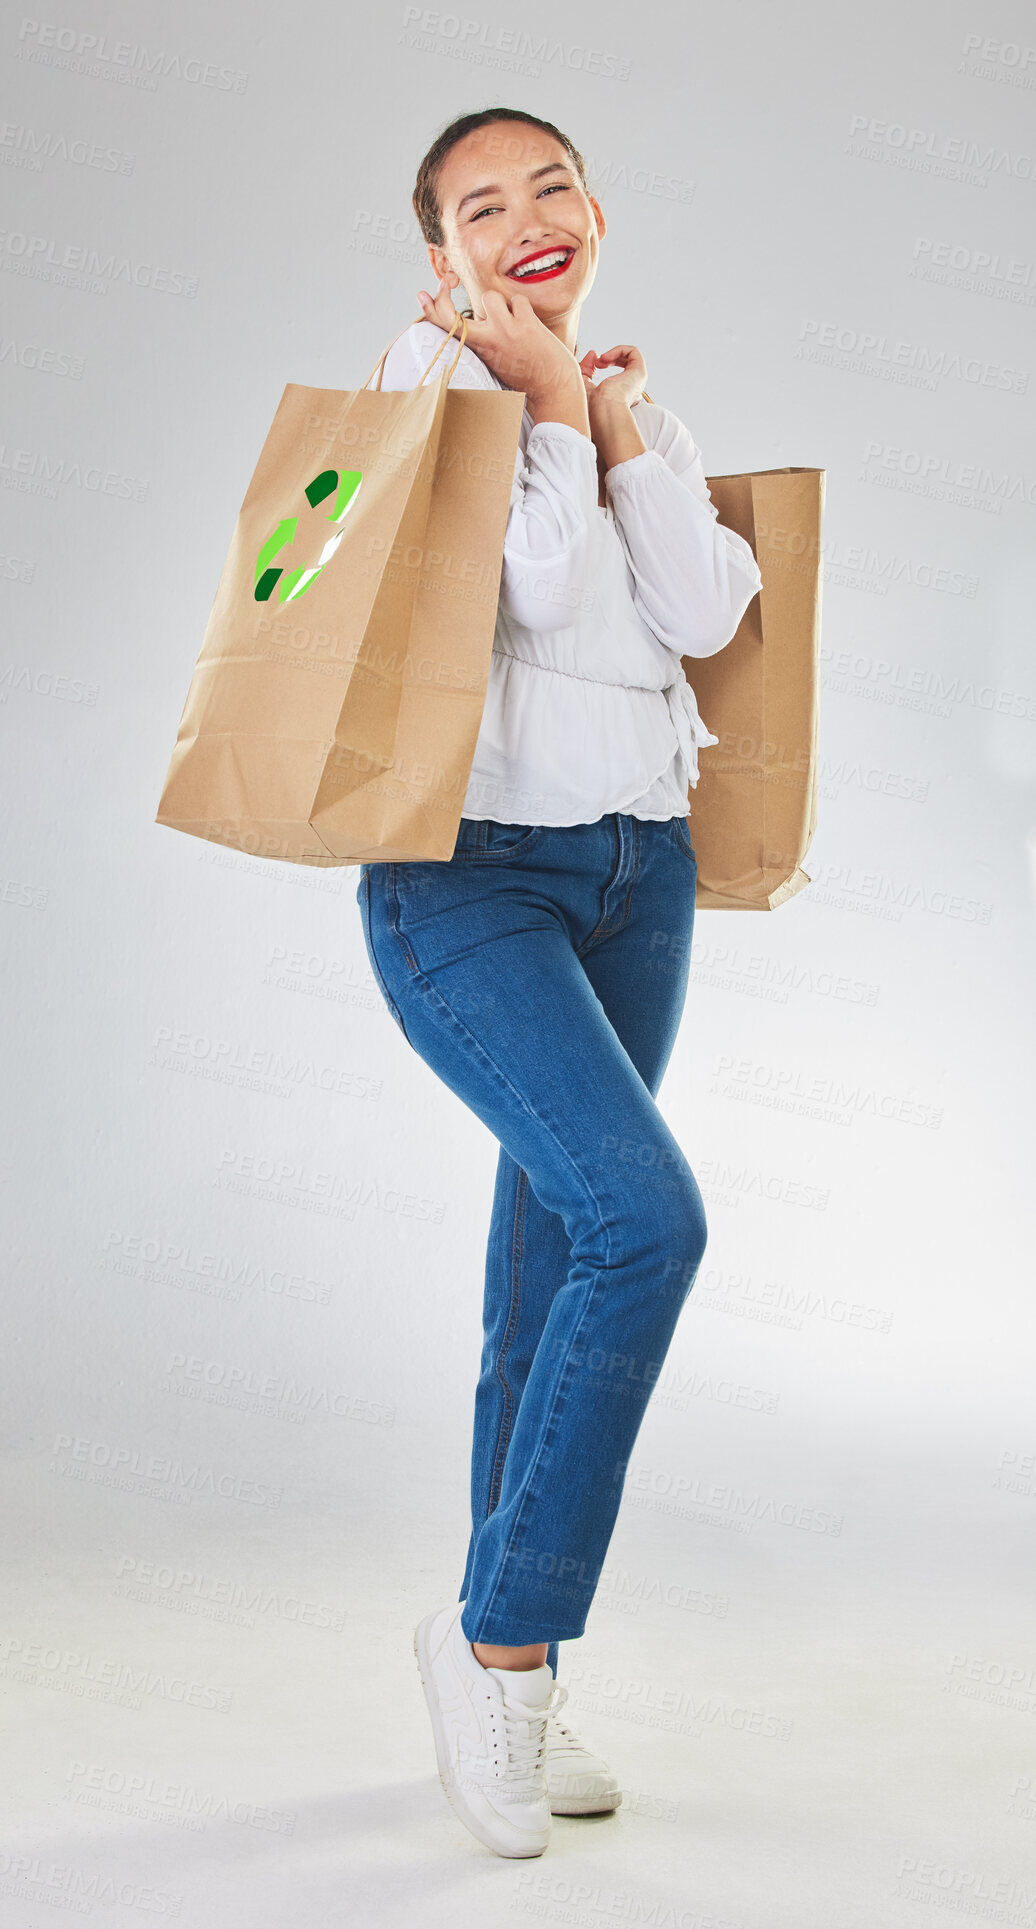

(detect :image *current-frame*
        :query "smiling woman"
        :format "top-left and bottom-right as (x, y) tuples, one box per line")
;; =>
(355, 103), (764, 1862)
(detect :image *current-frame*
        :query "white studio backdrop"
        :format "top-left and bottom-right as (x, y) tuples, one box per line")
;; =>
(2, 1), (1034, 1924)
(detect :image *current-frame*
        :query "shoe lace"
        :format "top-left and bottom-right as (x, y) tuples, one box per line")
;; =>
(546, 1701), (596, 1762)
(483, 1679), (569, 1786)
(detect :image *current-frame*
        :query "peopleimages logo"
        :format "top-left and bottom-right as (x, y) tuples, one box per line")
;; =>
(255, 468), (363, 604)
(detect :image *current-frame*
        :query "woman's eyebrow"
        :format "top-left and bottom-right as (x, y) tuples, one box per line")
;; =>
(455, 163), (573, 215)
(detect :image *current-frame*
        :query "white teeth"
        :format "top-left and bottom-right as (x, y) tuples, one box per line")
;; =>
(511, 250), (571, 278)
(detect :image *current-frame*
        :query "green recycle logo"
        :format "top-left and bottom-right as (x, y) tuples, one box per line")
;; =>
(254, 467), (363, 604)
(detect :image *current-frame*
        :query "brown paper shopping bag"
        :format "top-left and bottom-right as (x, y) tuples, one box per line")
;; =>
(156, 312), (525, 866)
(680, 466), (826, 912)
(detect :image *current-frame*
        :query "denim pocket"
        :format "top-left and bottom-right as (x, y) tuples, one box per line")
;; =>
(669, 813), (697, 863)
(452, 818), (545, 861)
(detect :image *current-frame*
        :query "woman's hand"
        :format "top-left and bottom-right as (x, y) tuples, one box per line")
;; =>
(417, 272), (583, 407)
(578, 344), (649, 418)
(578, 347), (649, 476)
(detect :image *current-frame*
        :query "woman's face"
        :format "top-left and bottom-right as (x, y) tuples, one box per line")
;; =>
(429, 122), (605, 324)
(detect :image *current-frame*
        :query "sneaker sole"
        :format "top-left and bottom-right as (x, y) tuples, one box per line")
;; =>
(413, 1614), (551, 1859)
(549, 1789), (623, 1815)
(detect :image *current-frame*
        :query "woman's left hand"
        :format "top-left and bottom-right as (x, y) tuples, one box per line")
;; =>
(578, 344), (648, 416)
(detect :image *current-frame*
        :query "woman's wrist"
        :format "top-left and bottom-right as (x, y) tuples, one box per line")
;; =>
(527, 374), (592, 439)
(590, 393), (647, 472)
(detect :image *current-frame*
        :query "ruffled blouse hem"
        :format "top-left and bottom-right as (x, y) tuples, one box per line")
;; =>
(460, 655), (717, 826)
(460, 808), (692, 827)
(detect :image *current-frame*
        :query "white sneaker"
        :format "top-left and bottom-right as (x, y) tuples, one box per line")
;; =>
(545, 1707), (622, 1815)
(414, 1603), (565, 1858)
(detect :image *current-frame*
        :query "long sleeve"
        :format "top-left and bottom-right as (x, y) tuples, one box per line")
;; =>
(604, 405), (764, 660)
(400, 322), (601, 635)
(497, 422), (601, 633)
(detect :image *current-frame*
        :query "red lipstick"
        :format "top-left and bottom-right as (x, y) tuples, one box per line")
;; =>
(507, 248), (575, 284)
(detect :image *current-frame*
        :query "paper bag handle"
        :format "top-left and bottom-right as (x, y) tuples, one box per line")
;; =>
(360, 309), (656, 406)
(361, 310), (470, 393)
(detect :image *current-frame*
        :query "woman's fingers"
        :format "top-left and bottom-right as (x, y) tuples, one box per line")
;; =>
(418, 273), (462, 328)
(588, 344), (649, 400)
(481, 288), (514, 320)
(596, 346), (646, 372)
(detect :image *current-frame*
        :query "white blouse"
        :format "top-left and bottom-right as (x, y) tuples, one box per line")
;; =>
(378, 320), (764, 826)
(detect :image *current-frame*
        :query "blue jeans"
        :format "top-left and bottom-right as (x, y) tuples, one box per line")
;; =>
(356, 812), (706, 1679)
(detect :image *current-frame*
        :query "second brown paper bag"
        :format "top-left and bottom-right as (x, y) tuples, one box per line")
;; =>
(682, 465), (825, 912)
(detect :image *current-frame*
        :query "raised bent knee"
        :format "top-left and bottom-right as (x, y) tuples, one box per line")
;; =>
(578, 1147), (707, 1299)
(654, 1169), (708, 1302)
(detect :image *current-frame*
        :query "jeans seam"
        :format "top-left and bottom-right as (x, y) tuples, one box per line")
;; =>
(577, 817), (639, 955)
(385, 866), (421, 975)
(361, 870), (414, 1044)
(474, 1260), (600, 1641)
(621, 817), (642, 923)
(576, 819), (620, 954)
(487, 1167), (528, 1513)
